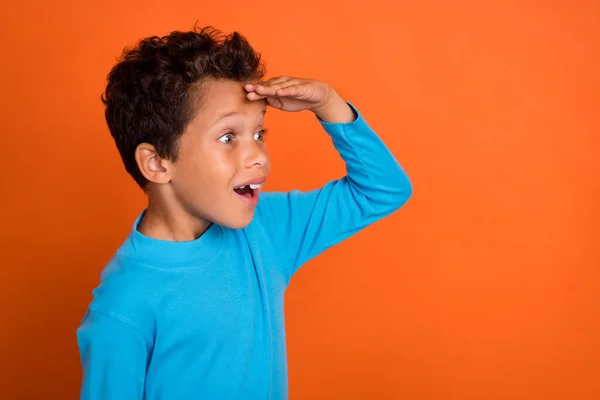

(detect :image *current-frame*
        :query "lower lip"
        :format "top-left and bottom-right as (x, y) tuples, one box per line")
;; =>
(235, 190), (259, 206)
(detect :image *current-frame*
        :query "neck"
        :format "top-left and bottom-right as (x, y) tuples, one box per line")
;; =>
(137, 186), (211, 242)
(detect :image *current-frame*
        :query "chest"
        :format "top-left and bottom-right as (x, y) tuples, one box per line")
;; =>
(152, 230), (287, 347)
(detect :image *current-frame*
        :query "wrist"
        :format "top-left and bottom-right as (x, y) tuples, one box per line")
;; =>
(312, 90), (356, 123)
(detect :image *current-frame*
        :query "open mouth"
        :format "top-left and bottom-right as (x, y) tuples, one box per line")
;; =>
(233, 183), (262, 199)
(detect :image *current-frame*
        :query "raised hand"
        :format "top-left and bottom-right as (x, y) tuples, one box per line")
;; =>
(244, 76), (355, 123)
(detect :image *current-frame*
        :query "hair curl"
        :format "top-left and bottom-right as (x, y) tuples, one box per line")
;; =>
(102, 26), (266, 188)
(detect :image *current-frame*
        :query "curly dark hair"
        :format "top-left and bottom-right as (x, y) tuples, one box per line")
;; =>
(102, 26), (266, 188)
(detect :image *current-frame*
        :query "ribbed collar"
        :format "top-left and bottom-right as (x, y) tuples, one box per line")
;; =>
(116, 210), (224, 269)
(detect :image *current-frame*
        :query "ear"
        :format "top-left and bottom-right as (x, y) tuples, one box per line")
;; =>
(134, 143), (173, 185)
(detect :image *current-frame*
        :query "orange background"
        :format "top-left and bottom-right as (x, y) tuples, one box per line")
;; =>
(1, 0), (599, 398)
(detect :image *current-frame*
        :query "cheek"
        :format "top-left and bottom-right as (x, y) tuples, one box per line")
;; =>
(179, 147), (238, 184)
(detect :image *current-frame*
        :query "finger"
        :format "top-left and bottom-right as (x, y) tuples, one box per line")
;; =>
(265, 96), (283, 109)
(247, 79), (297, 100)
(246, 91), (267, 101)
(257, 76), (298, 91)
(245, 76), (291, 92)
(275, 83), (309, 98)
(265, 76), (291, 85)
(254, 79), (299, 96)
(253, 84), (279, 96)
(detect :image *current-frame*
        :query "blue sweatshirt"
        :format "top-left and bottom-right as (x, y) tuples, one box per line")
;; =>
(77, 103), (412, 399)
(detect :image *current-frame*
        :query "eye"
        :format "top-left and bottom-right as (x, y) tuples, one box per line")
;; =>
(218, 132), (234, 144)
(254, 129), (267, 142)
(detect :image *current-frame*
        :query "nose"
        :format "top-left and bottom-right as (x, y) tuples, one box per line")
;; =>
(242, 138), (268, 169)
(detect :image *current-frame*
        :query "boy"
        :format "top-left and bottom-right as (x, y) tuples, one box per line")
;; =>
(77, 26), (412, 399)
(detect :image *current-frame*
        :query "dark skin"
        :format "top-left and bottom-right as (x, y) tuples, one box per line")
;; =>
(135, 76), (355, 242)
(244, 76), (356, 124)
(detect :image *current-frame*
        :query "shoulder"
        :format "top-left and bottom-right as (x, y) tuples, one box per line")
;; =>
(84, 255), (157, 342)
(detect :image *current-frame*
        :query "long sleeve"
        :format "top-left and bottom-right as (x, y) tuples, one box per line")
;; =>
(77, 310), (150, 399)
(257, 102), (412, 281)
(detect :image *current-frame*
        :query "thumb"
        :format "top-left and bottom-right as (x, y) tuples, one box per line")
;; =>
(266, 96), (283, 109)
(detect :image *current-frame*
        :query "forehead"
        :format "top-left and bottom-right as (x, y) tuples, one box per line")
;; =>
(192, 79), (266, 123)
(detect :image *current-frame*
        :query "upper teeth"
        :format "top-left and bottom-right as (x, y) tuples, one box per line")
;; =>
(237, 184), (262, 190)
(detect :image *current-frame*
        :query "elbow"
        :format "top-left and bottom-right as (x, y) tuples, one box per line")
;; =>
(348, 164), (413, 217)
(383, 169), (413, 213)
(393, 173), (413, 209)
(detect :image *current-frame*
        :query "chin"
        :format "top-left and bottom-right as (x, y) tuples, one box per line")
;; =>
(219, 213), (255, 230)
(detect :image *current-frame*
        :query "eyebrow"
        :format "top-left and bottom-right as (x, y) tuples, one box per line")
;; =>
(213, 108), (267, 125)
